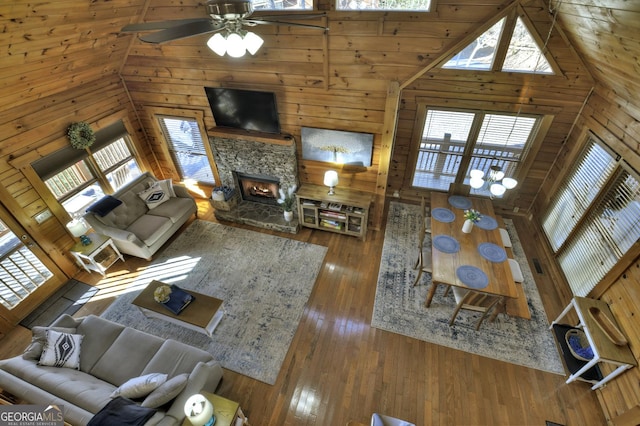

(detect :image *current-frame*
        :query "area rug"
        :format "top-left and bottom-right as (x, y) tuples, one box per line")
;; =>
(372, 201), (564, 374)
(101, 220), (327, 385)
(20, 279), (98, 329)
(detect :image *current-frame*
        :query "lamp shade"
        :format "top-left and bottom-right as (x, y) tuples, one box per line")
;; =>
(324, 170), (339, 187)
(469, 177), (484, 189)
(184, 394), (214, 426)
(469, 169), (484, 179)
(66, 219), (89, 238)
(490, 183), (506, 197)
(502, 177), (518, 189)
(207, 33), (227, 56)
(225, 32), (246, 58)
(244, 31), (264, 55)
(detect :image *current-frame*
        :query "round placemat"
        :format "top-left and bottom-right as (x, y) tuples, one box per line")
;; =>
(433, 235), (460, 254)
(431, 207), (455, 223)
(448, 195), (472, 210)
(478, 242), (507, 263)
(456, 265), (489, 289)
(475, 215), (498, 230)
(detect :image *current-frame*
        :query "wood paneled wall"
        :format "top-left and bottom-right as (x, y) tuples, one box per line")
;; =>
(120, 0), (537, 229)
(531, 82), (640, 423)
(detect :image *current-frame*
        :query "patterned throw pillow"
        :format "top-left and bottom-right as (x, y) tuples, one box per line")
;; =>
(110, 373), (168, 399)
(38, 330), (83, 369)
(137, 182), (170, 209)
(23, 326), (77, 361)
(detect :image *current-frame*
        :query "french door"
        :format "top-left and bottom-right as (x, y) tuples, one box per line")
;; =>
(0, 203), (66, 333)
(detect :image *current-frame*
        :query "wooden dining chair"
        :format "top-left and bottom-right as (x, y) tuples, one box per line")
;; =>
(448, 287), (503, 330)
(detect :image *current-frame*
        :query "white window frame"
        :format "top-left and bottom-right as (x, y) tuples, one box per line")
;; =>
(336, 0), (434, 12)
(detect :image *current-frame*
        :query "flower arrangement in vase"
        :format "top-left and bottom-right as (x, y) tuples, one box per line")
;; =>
(462, 209), (481, 233)
(277, 185), (297, 222)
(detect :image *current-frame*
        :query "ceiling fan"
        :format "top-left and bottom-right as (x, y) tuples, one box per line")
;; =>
(121, 0), (328, 57)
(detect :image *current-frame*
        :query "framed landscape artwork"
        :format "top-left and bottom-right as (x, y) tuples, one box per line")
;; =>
(301, 127), (374, 167)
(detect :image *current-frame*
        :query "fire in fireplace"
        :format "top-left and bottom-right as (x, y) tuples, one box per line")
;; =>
(234, 172), (280, 205)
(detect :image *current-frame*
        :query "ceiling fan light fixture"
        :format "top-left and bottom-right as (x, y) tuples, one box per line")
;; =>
(244, 31), (263, 55)
(207, 33), (227, 56)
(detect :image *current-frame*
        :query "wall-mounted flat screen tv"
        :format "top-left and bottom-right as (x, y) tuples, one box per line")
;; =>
(205, 87), (281, 134)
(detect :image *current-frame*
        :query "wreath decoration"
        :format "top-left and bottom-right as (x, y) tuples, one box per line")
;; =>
(67, 122), (95, 149)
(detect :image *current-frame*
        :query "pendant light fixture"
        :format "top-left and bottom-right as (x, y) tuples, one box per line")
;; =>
(207, 29), (263, 58)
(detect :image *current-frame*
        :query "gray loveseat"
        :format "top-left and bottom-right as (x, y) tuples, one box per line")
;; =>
(83, 172), (197, 260)
(0, 314), (223, 426)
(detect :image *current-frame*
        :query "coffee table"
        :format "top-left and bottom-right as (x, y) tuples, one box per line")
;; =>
(132, 280), (224, 337)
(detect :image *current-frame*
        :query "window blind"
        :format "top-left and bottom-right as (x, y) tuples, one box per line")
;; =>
(558, 168), (640, 296)
(542, 138), (617, 251)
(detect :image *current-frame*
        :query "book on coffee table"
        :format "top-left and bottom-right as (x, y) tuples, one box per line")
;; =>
(162, 285), (194, 315)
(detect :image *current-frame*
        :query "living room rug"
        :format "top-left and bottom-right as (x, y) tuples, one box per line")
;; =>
(372, 201), (564, 374)
(101, 220), (327, 385)
(20, 279), (98, 329)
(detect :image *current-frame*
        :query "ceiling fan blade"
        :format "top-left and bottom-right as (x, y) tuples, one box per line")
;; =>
(121, 19), (209, 32)
(139, 20), (225, 44)
(252, 12), (327, 20)
(245, 19), (328, 31)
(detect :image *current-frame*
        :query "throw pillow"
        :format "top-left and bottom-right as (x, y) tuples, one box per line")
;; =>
(155, 179), (176, 198)
(138, 182), (170, 209)
(86, 195), (123, 217)
(23, 326), (76, 361)
(110, 373), (168, 399)
(140, 373), (188, 408)
(38, 330), (83, 369)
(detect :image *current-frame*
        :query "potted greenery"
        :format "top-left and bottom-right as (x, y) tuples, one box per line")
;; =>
(462, 208), (482, 233)
(277, 185), (297, 222)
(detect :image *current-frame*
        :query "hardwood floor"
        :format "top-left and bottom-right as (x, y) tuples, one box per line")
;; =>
(0, 199), (606, 425)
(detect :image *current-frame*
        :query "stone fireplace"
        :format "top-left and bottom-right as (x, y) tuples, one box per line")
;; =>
(209, 130), (300, 233)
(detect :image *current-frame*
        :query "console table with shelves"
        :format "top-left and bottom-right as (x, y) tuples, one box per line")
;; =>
(550, 296), (637, 390)
(296, 184), (372, 240)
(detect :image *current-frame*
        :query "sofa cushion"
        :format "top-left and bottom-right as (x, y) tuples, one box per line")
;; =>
(39, 330), (83, 369)
(23, 326), (77, 361)
(88, 396), (157, 426)
(147, 197), (196, 223)
(126, 214), (173, 247)
(90, 328), (165, 386)
(86, 196), (123, 217)
(76, 315), (126, 373)
(138, 182), (171, 209)
(141, 373), (189, 408)
(0, 356), (115, 414)
(110, 373), (168, 399)
(156, 179), (176, 198)
(142, 339), (214, 378)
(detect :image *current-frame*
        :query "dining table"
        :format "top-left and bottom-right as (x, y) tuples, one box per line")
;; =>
(426, 192), (518, 313)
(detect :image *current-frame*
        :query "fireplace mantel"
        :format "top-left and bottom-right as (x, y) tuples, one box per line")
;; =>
(208, 127), (294, 146)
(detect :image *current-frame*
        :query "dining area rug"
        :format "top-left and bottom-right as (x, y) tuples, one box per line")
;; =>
(101, 220), (327, 385)
(372, 201), (564, 374)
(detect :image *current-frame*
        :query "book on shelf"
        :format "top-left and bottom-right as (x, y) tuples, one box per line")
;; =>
(162, 285), (195, 315)
(321, 210), (346, 219)
(320, 219), (342, 230)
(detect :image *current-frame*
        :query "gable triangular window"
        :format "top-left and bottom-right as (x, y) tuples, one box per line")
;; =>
(502, 17), (553, 73)
(442, 13), (556, 75)
(443, 18), (506, 71)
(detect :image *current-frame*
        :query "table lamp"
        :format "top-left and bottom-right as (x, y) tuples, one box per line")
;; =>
(184, 394), (214, 426)
(66, 218), (91, 246)
(324, 170), (339, 195)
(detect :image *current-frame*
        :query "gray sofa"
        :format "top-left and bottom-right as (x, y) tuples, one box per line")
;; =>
(0, 314), (223, 426)
(83, 172), (197, 260)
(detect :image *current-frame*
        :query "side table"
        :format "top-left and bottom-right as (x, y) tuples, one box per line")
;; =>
(182, 392), (249, 426)
(70, 233), (124, 276)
